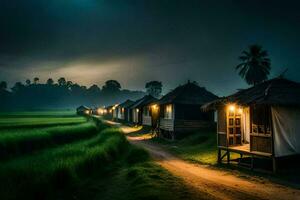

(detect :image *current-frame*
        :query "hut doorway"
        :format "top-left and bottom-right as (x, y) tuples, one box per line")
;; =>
(227, 105), (242, 146)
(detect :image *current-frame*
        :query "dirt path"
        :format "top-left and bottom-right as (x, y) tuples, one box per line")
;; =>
(109, 122), (300, 200)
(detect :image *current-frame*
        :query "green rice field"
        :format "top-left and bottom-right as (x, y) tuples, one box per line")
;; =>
(0, 111), (196, 200)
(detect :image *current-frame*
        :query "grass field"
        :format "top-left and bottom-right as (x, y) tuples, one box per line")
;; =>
(0, 112), (197, 200)
(149, 128), (218, 165)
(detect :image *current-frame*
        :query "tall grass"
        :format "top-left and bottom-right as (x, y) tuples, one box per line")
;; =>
(152, 129), (218, 165)
(0, 127), (129, 200)
(0, 122), (102, 160)
(0, 116), (87, 129)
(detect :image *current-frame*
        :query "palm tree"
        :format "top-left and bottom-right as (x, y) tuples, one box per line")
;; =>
(236, 45), (271, 85)
(46, 78), (54, 85)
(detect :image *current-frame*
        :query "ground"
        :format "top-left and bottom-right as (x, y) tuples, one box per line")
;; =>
(112, 122), (300, 200)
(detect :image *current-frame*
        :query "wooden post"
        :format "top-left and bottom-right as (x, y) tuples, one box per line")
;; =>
(218, 149), (221, 164)
(227, 150), (230, 164)
(238, 153), (243, 165)
(272, 157), (277, 173)
(251, 155), (254, 170)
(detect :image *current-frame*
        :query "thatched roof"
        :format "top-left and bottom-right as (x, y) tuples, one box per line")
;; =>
(118, 99), (135, 109)
(129, 95), (157, 109)
(202, 77), (300, 110)
(158, 82), (218, 105)
(105, 105), (114, 110)
(76, 105), (91, 111)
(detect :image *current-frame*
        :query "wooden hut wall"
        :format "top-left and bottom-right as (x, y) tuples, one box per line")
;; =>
(159, 104), (174, 131)
(249, 105), (273, 154)
(217, 108), (227, 147)
(173, 104), (215, 133)
(174, 104), (214, 121)
(142, 106), (152, 126)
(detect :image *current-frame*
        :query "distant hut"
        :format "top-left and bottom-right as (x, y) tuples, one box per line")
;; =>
(76, 105), (92, 115)
(103, 105), (114, 119)
(116, 99), (135, 122)
(128, 95), (157, 125)
(202, 77), (300, 172)
(140, 98), (159, 128)
(158, 81), (218, 139)
(112, 104), (119, 120)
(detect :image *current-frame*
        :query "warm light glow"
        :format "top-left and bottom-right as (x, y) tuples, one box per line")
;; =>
(151, 104), (158, 110)
(238, 108), (243, 114)
(136, 108), (139, 112)
(97, 108), (103, 115)
(166, 104), (172, 113)
(228, 104), (235, 112)
(85, 110), (90, 115)
(122, 108), (125, 113)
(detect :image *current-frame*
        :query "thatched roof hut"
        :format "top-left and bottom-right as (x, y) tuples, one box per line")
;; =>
(128, 95), (157, 124)
(158, 81), (218, 139)
(116, 99), (135, 122)
(76, 105), (92, 115)
(202, 77), (300, 172)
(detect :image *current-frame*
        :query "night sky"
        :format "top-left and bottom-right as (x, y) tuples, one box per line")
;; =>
(1, 0), (300, 96)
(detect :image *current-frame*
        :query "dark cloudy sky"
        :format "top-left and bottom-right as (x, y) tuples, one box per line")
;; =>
(1, 0), (300, 95)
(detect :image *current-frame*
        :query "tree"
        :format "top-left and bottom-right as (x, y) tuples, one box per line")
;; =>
(88, 84), (101, 93)
(46, 78), (54, 85)
(25, 79), (31, 86)
(236, 45), (271, 85)
(33, 77), (39, 84)
(11, 82), (24, 92)
(0, 81), (7, 90)
(102, 80), (121, 92)
(58, 77), (66, 86)
(145, 81), (162, 98)
(66, 81), (73, 88)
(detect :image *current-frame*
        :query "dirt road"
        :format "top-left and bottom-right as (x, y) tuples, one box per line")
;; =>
(113, 122), (300, 200)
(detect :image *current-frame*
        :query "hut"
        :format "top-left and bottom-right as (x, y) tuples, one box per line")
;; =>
(140, 98), (159, 129)
(76, 105), (92, 116)
(158, 81), (218, 139)
(97, 105), (114, 119)
(111, 104), (119, 120)
(128, 95), (157, 125)
(202, 77), (300, 172)
(116, 99), (135, 122)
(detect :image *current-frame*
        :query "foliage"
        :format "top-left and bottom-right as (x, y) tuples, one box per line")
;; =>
(0, 78), (145, 110)
(145, 81), (162, 98)
(0, 81), (7, 90)
(102, 80), (121, 92)
(236, 45), (271, 85)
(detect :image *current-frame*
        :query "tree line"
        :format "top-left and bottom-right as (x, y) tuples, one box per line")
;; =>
(0, 44), (274, 111)
(0, 77), (163, 111)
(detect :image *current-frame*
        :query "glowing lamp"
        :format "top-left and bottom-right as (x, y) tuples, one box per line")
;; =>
(228, 104), (235, 112)
(152, 104), (158, 110)
(136, 108), (139, 112)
